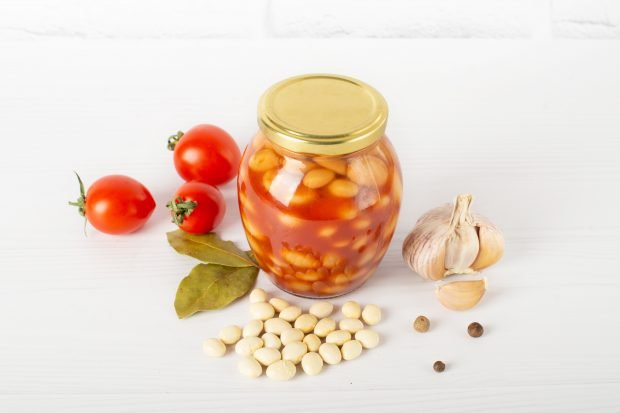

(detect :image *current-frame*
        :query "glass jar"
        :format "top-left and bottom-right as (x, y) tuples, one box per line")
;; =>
(238, 74), (402, 297)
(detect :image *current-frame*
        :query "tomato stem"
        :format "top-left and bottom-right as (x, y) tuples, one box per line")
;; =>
(166, 197), (197, 225)
(68, 171), (88, 235)
(167, 131), (184, 151)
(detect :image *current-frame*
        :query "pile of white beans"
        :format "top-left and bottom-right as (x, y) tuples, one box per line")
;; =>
(202, 288), (382, 380)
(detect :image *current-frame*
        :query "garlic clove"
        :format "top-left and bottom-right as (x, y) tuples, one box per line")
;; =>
(424, 241), (448, 281)
(444, 225), (480, 275)
(435, 278), (486, 311)
(403, 222), (449, 280)
(443, 194), (479, 274)
(471, 222), (504, 271)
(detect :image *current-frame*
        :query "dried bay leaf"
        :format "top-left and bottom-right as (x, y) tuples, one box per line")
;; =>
(175, 263), (259, 319)
(167, 230), (256, 267)
(168, 230), (261, 318)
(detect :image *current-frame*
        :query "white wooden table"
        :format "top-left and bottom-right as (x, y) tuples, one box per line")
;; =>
(1, 39), (619, 412)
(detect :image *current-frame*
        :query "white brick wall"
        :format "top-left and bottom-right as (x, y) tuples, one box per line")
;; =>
(0, 0), (267, 39)
(269, 0), (536, 38)
(0, 0), (619, 40)
(553, 0), (620, 38)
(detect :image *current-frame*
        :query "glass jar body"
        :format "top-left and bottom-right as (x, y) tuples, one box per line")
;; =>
(238, 132), (402, 298)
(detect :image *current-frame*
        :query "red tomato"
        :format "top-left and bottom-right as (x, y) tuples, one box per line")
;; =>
(167, 181), (226, 234)
(69, 173), (156, 234)
(168, 124), (241, 186)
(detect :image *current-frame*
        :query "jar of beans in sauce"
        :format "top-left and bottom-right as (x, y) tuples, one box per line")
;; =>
(238, 74), (402, 297)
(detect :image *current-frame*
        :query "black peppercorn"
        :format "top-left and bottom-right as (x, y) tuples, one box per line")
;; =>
(468, 322), (484, 338)
(433, 360), (445, 373)
(413, 315), (430, 332)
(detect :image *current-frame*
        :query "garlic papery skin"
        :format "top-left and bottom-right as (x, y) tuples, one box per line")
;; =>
(402, 194), (504, 280)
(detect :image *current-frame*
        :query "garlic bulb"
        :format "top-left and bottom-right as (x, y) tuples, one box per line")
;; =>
(402, 194), (504, 280)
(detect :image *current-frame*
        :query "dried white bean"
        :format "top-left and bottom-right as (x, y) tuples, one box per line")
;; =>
(269, 297), (290, 312)
(319, 343), (342, 365)
(254, 347), (282, 366)
(279, 306), (302, 322)
(303, 334), (321, 352)
(294, 314), (318, 333)
(282, 341), (308, 364)
(238, 356), (263, 378)
(309, 301), (334, 318)
(250, 302), (275, 320)
(313, 318), (336, 338)
(243, 320), (264, 337)
(301, 352), (323, 376)
(280, 328), (304, 345)
(235, 337), (264, 356)
(218, 325), (242, 345)
(341, 340), (363, 361)
(264, 318), (292, 335)
(202, 338), (226, 357)
(249, 288), (267, 303)
(266, 360), (297, 381)
(325, 330), (351, 346)
(261, 333), (282, 350)
(355, 329), (380, 349)
(342, 301), (362, 319)
(339, 318), (364, 334)
(361, 304), (382, 325)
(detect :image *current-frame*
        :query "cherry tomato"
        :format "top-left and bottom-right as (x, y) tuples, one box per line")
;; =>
(168, 124), (241, 186)
(166, 181), (226, 234)
(69, 173), (156, 234)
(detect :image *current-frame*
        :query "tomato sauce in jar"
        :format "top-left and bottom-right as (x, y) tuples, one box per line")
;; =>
(238, 74), (402, 297)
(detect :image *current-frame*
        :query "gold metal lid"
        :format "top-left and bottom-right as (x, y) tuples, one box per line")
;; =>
(258, 74), (388, 156)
